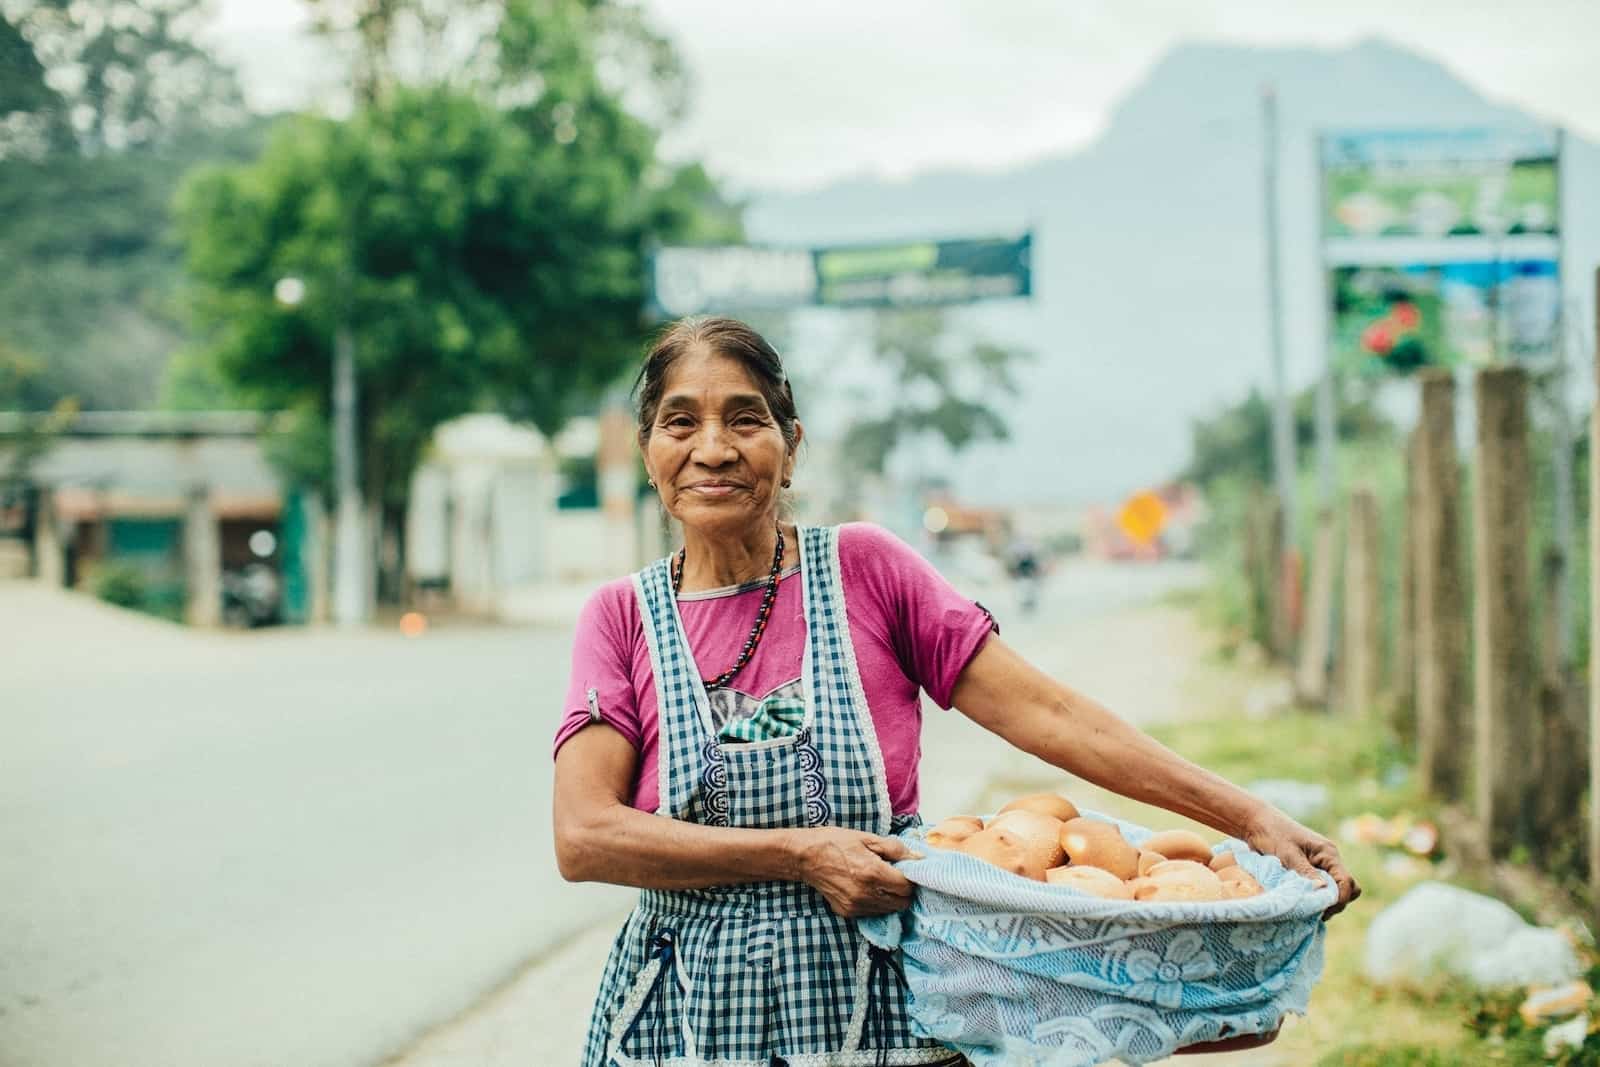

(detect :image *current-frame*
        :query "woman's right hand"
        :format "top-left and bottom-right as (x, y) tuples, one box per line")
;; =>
(788, 827), (918, 918)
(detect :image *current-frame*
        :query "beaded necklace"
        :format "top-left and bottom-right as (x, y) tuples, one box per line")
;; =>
(671, 525), (785, 690)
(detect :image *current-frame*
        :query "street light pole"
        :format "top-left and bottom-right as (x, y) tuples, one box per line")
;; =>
(331, 318), (366, 626)
(1262, 84), (1300, 654)
(277, 274), (367, 626)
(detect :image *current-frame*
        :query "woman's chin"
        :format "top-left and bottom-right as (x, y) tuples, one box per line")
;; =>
(674, 497), (766, 529)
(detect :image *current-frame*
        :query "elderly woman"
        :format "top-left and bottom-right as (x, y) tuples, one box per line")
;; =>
(553, 317), (1358, 1066)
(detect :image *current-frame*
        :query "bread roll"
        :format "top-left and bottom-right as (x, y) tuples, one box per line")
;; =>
(1136, 879), (1225, 902)
(1137, 850), (1164, 877)
(1046, 865), (1132, 899)
(1142, 829), (1213, 864)
(1208, 850), (1238, 872)
(925, 816), (984, 849)
(987, 810), (1066, 870)
(1222, 871), (1264, 898)
(998, 792), (1080, 823)
(1059, 818), (1139, 881)
(1217, 864), (1257, 885)
(1146, 859), (1224, 891)
(960, 826), (1046, 880)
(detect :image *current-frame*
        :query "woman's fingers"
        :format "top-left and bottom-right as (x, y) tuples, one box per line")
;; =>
(862, 834), (922, 863)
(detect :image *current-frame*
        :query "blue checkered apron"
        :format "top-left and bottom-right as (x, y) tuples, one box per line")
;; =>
(580, 525), (960, 1066)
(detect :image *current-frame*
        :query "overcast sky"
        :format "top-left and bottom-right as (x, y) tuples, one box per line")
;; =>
(208, 0), (1600, 193)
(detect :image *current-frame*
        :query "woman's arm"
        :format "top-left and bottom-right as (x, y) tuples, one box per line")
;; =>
(553, 723), (916, 917)
(949, 635), (1360, 914)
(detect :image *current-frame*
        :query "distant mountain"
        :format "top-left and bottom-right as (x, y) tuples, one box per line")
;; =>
(745, 38), (1598, 506)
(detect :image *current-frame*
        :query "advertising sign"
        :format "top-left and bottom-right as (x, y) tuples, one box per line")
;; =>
(1331, 259), (1560, 374)
(1320, 127), (1561, 373)
(1322, 127), (1558, 254)
(648, 234), (1031, 318)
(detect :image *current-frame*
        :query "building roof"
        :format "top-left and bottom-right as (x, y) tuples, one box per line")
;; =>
(0, 411), (285, 519)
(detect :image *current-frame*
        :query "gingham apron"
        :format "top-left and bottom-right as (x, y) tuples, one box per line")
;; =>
(580, 525), (959, 1067)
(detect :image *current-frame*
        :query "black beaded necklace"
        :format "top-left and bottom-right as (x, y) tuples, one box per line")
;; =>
(671, 525), (785, 690)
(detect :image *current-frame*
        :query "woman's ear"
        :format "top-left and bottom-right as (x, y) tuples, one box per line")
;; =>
(784, 422), (803, 484)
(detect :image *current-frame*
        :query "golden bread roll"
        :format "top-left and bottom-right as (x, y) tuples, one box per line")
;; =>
(1222, 871), (1264, 898)
(925, 816), (984, 849)
(998, 792), (1081, 823)
(1142, 829), (1213, 864)
(1137, 850), (1164, 877)
(1059, 818), (1139, 880)
(988, 810), (1066, 870)
(1217, 864), (1257, 885)
(1145, 859), (1224, 891)
(1137, 879), (1225, 902)
(1208, 850), (1238, 872)
(960, 826), (1046, 880)
(1045, 865), (1132, 899)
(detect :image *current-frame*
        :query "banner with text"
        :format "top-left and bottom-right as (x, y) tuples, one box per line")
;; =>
(648, 234), (1031, 318)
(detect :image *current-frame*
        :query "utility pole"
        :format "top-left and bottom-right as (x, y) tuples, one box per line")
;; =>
(332, 317), (366, 626)
(1263, 84), (1300, 647)
(276, 274), (367, 627)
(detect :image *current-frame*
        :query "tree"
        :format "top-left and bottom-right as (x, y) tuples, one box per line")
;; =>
(839, 309), (1029, 480)
(0, 0), (251, 410)
(177, 84), (732, 586)
(1182, 380), (1393, 490)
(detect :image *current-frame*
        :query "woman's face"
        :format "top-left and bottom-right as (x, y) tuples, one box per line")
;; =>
(643, 346), (799, 537)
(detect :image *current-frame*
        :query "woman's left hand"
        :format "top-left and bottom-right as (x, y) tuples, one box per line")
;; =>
(1239, 805), (1361, 919)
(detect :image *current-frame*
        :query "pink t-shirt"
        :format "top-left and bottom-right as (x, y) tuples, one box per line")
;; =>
(551, 523), (997, 815)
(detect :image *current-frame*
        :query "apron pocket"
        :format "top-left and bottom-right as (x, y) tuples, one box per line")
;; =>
(609, 928), (690, 1062)
(717, 730), (827, 829)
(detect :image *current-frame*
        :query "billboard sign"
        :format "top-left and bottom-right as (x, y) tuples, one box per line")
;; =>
(1320, 127), (1561, 373)
(648, 234), (1031, 318)
(1322, 127), (1558, 258)
(1332, 259), (1560, 374)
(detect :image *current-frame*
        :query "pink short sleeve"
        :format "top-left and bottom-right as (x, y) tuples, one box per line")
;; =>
(838, 523), (997, 709)
(552, 580), (644, 760)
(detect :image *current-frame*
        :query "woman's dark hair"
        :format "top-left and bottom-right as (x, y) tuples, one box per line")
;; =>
(633, 316), (800, 450)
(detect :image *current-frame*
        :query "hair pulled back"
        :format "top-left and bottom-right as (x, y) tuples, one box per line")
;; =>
(633, 317), (800, 450)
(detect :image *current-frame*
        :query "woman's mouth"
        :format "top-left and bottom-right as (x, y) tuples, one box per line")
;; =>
(686, 482), (742, 497)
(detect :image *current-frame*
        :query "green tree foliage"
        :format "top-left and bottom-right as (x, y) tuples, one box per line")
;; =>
(1183, 380), (1394, 490)
(177, 82), (732, 510)
(840, 309), (1029, 478)
(0, 0), (252, 410)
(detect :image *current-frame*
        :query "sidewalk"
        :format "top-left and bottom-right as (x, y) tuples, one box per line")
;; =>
(384, 562), (1275, 1066)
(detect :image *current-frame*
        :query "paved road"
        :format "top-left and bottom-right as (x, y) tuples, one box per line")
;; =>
(0, 560), (1206, 1067)
(1, 583), (629, 1067)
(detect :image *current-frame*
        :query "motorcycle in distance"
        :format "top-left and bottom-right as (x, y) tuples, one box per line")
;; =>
(221, 562), (281, 628)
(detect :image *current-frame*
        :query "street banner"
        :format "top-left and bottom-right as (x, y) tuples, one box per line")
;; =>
(648, 234), (1031, 318)
(1319, 127), (1562, 374)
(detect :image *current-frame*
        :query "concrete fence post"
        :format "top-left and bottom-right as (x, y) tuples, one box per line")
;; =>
(1472, 365), (1537, 856)
(1343, 487), (1380, 717)
(1391, 430), (1420, 742)
(1415, 369), (1470, 800)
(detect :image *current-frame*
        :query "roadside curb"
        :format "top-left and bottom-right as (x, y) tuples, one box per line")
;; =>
(379, 915), (627, 1067)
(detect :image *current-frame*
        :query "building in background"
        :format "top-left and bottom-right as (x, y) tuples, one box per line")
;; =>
(0, 411), (291, 625)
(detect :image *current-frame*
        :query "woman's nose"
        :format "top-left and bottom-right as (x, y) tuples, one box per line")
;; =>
(691, 421), (738, 464)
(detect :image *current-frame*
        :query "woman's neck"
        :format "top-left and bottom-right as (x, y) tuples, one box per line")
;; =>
(678, 519), (794, 593)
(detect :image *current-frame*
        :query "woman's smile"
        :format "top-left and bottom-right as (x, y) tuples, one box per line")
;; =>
(685, 480), (745, 497)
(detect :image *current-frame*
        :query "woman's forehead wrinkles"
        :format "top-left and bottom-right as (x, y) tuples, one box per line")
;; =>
(659, 391), (770, 413)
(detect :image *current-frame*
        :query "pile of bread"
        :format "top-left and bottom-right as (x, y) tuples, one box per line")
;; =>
(925, 792), (1264, 902)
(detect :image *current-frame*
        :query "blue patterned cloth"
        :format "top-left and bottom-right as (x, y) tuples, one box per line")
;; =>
(859, 811), (1338, 1066)
(580, 526), (958, 1066)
